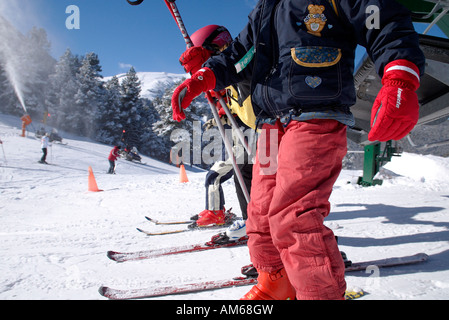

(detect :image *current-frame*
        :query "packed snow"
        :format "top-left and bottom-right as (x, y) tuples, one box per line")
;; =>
(1, 113), (449, 300)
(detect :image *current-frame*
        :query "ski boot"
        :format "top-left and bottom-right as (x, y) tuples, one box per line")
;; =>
(189, 209), (212, 222)
(210, 220), (248, 244)
(241, 264), (258, 278)
(195, 209), (226, 227)
(241, 268), (296, 300)
(239, 250), (351, 278)
(226, 219), (246, 240)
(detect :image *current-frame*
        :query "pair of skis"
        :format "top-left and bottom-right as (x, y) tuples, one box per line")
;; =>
(107, 236), (248, 263)
(99, 253), (429, 300)
(104, 215), (429, 299)
(137, 210), (238, 236)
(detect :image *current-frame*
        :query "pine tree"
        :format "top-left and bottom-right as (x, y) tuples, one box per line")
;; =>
(96, 76), (123, 144)
(0, 17), (55, 118)
(73, 52), (105, 137)
(119, 67), (145, 149)
(0, 65), (18, 115)
(150, 85), (180, 162)
(150, 79), (212, 166)
(47, 49), (81, 132)
(22, 27), (56, 120)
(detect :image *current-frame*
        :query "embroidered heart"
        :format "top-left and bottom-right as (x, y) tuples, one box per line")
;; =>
(305, 76), (322, 88)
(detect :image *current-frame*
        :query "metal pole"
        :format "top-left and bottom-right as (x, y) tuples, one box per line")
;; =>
(206, 92), (251, 204)
(217, 96), (255, 160)
(1, 143), (7, 164)
(158, 0), (251, 203)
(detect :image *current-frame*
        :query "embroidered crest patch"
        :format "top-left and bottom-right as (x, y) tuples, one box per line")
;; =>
(304, 4), (327, 37)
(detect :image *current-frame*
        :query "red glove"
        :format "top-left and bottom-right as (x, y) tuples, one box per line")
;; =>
(209, 89), (228, 116)
(179, 46), (211, 74)
(172, 67), (216, 121)
(368, 59), (420, 142)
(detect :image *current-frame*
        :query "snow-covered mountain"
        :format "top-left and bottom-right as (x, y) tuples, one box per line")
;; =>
(1, 113), (449, 300)
(106, 71), (187, 100)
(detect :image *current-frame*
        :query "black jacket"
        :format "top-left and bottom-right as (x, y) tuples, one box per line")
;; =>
(205, 0), (425, 120)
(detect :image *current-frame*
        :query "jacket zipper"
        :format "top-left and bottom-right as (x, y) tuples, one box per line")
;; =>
(263, 0), (282, 116)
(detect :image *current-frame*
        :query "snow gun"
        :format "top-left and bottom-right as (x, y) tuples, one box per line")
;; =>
(20, 114), (32, 137)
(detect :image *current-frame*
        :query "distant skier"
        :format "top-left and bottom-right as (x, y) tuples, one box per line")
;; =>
(107, 146), (121, 174)
(38, 133), (50, 164)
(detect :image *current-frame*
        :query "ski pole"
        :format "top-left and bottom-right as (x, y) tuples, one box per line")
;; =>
(162, 0), (194, 49)
(161, 0), (250, 149)
(216, 96), (255, 161)
(127, 0), (253, 157)
(155, 0), (251, 204)
(205, 92), (250, 204)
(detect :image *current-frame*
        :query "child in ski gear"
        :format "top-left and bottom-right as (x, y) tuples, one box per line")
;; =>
(39, 133), (50, 164)
(172, 0), (425, 300)
(108, 146), (121, 174)
(180, 25), (255, 230)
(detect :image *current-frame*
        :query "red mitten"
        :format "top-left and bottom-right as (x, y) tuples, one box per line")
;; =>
(209, 89), (228, 115)
(172, 68), (216, 121)
(179, 46), (211, 74)
(368, 59), (420, 141)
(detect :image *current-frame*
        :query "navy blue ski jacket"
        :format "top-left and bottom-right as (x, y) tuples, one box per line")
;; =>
(204, 0), (426, 120)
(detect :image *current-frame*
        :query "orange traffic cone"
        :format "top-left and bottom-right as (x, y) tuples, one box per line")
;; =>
(179, 164), (189, 183)
(88, 166), (103, 192)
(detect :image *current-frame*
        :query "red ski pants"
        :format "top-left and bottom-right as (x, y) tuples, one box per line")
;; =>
(246, 119), (347, 300)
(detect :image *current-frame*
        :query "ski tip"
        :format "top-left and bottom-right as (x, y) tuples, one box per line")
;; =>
(144, 216), (157, 223)
(145, 216), (192, 225)
(98, 286), (119, 299)
(98, 286), (109, 297)
(417, 253), (429, 261)
(106, 251), (121, 262)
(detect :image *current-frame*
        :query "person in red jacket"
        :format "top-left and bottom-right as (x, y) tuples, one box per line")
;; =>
(108, 146), (121, 174)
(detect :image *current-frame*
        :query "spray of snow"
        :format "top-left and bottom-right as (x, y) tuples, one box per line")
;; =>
(0, 14), (29, 113)
(0, 2), (44, 114)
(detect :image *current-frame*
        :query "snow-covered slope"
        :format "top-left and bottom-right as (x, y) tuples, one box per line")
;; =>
(1, 113), (449, 300)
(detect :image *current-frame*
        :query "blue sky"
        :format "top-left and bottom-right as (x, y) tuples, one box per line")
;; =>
(1, 0), (257, 77)
(1, 0), (447, 77)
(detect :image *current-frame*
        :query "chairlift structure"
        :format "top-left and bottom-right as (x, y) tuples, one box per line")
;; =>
(352, 0), (449, 185)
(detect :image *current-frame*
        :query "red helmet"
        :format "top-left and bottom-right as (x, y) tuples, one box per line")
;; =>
(190, 25), (232, 53)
